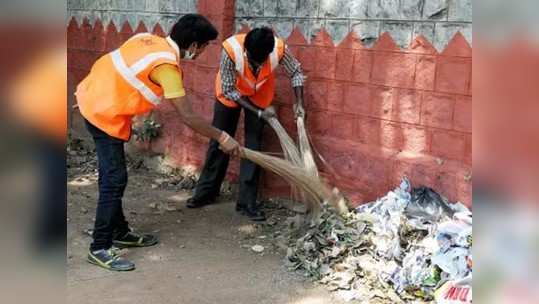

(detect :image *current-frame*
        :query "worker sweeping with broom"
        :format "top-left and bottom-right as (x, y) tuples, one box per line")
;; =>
(75, 14), (241, 271)
(186, 27), (307, 222)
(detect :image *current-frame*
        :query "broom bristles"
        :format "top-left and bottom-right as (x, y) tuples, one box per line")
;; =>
(297, 117), (318, 177)
(241, 148), (348, 216)
(267, 117), (302, 166)
(267, 117), (306, 208)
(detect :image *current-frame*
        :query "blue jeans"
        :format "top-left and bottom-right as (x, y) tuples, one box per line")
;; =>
(85, 120), (130, 251)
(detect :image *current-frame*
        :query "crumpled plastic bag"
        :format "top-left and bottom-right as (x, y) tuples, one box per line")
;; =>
(389, 247), (433, 294)
(405, 186), (456, 222)
(436, 217), (472, 252)
(357, 178), (411, 259)
(283, 177), (472, 303)
(432, 247), (470, 280)
(431, 212), (472, 282)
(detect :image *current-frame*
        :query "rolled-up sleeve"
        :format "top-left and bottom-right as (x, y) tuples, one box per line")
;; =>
(220, 50), (242, 102)
(280, 47), (306, 88)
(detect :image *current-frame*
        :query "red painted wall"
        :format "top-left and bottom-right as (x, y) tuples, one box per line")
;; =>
(68, 0), (472, 207)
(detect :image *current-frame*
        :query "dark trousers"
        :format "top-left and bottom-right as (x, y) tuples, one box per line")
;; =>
(193, 100), (265, 208)
(85, 119), (130, 251)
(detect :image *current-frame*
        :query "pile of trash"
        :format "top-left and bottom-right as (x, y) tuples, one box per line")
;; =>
(281, 179), (472, 303)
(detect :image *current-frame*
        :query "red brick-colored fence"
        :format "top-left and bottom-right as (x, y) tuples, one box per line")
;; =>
(68, 0), (472, 207)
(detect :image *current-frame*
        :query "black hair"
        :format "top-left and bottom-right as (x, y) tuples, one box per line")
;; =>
(244, 27), (275, 63)
(170, 14), (218, 49)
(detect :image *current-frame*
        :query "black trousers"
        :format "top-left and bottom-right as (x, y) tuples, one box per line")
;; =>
(85, 119), (130, 251)
(193, 100), (265, 208)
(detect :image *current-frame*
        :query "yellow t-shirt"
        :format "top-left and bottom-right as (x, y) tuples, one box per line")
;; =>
(149, 64), (186, 99)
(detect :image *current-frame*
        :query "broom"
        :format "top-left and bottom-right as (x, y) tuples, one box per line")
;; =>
(266, 116), (315, 213)
(296, 116), (318, 177)
(295, 116), (322, 214)
(240, 147), (348, 216)
(266, 117), (302, 166)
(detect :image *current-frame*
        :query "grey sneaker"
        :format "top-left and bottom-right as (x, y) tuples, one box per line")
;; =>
(87, 248), (135, 271)
(113, 231), (158, 248)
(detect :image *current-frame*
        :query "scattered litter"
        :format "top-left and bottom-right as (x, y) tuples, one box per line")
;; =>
(278, 178), (472, 303)
(154, 178), (167, 185)
(238, 224), (257, 235)
(83, 228), (93, 237)
(167, 193), (191, 204)
(251, 245), (265, 253)
(280, 199), (308, 214)
(147, 254), (162, 262)
(163, 203), (177, 212)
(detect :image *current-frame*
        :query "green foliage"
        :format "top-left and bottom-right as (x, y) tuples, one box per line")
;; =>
(133, 118), (161, 142)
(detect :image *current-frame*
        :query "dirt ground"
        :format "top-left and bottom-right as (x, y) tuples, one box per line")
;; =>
(67, 144), (345, 304)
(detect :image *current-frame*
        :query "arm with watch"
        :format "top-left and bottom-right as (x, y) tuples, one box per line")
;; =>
(233, 47), (308, 121)
(235, 97), (276, 121)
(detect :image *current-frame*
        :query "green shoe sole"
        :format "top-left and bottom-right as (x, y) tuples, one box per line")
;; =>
(86, 254), (135, 272)
(113, 238), (159, 248)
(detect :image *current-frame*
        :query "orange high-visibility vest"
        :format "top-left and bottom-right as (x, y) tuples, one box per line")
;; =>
(215, 34), (285, 109)
(76, 33), (181, 141)
(10, 48), (67, 142)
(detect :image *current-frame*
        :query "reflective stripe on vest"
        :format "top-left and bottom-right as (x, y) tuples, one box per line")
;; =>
(226, 36), (281, 90)
(130, 52), (177, 74)
(227, 36), (244, 75)
(269, 38), (279, 70)
(110, 49), (175, 105)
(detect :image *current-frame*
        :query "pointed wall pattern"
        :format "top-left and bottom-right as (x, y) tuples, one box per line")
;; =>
(235, 0), (472, 51)
(67, 0), (198, 33)
(67, 0), (472, 207)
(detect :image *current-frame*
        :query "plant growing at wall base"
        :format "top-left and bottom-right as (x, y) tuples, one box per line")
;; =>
(132, 117), (161, 142)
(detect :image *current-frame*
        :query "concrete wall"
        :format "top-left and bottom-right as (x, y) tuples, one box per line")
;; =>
(67, 0), (472, 206)
(235, 0), (472, 51)
(67, 0), (197, 33)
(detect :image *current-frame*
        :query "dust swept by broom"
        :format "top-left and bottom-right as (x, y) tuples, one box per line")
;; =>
(240, 147), (348, 216)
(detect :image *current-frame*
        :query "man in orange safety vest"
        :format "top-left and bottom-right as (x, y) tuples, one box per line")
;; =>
(186, 27), (306, 222)
(76, 14), (240, 271)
